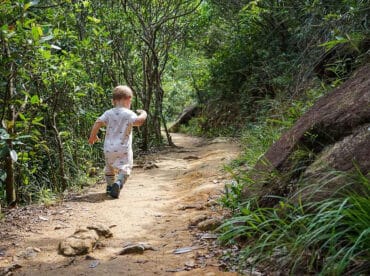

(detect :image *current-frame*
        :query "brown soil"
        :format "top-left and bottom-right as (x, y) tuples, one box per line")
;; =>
(0, 133), (240, 276)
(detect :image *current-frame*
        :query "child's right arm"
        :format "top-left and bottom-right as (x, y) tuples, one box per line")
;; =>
(88, 120), (105, 144)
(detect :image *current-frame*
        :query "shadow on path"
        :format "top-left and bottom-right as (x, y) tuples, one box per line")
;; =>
(66, 192), (109, 203)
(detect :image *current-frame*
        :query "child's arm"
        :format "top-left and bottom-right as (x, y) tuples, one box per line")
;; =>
(88, 120), (105, 144)
(133, 109), (147, 127)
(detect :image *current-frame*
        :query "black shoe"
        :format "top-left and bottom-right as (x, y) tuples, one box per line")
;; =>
(110, 181), (122, 199)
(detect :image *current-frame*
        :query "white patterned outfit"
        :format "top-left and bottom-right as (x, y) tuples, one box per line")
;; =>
(97, 107), (137, 176)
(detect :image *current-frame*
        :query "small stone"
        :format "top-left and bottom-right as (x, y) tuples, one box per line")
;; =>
(1, 263), (22, 275)
(173, 247), (194, 254)
(87, 224), (113, 238)
(205, 200), (218, 207)
(183, 156), (199, 160)
(200, 233), (218, 239)
(185, 260), (196, 268)
(143, 162), (158, 170)
(189, 215), (208, 227)
(18, 247), (38, 259)
(89, 260), (100, 268)
(197, 218), (222, 231)
(242, 269), (263, 276)
(59, 229), (99, 256)
(142, 244), (158, 251)
(38, 216), (48, 221)
(118, 244), (145, 255)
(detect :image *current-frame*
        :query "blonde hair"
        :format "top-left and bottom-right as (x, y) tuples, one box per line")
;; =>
(112, 85), (133, 102)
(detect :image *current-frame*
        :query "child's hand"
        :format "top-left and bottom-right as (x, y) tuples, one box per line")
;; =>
(136, 109), (145, 114)
(88, 135), (100, 145)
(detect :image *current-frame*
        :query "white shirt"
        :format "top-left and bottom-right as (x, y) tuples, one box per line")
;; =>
(98, 107), (137, 154)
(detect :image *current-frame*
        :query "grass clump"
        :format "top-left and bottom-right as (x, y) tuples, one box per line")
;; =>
(219, 170), (370, 275)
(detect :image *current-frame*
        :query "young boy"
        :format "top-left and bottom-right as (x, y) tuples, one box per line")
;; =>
(88, 85), (147, 198)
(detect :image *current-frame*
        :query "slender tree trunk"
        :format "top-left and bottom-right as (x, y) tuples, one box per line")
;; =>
(4, 140), (15, 204)
(4, 41), (16, 205)
(51, 113), (68, 192)
(155, 80), (174, 146)
(161, 106), (174, 146)
(141, 52), (150, 151)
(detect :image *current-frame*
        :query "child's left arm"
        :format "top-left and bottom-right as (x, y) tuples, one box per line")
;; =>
(133, 109), (147, 126)
(88, 120), (105, 144)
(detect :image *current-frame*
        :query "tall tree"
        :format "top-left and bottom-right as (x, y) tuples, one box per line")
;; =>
(100, 0), (201, 149)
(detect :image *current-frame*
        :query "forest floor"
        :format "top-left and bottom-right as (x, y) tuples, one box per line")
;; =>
(0, 133), (240, 276)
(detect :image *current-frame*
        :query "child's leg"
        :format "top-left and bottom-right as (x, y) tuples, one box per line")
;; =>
(105, 175), (115, 193)
(117, 171), (129, 190)
(110, 155), (131, 198)
(110, 170), (129, 199)
(104, 162), (115, 194)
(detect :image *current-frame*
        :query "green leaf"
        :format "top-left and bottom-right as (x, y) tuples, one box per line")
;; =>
(1, 24), (8, 32)
(18, 152), (30, 162)
(319, 37), (349, 51)
(19, 113), (28, 121)
(87, 16), (101, 24)
(24, 2), (32, 10)
(31, 121), (45, 127)
(16, 135), (32, 140)
(92, 28), (99, 36)
(24, 1), (39, 11)
(31, 95), (40, 104)
(39, 49), (51, 59)
(59, 131), (70, 138)
(31, 26), (43, 41)
(82, 1), (90, 8)
(76, 92), (86, 97)
(32, 116), (43, 123)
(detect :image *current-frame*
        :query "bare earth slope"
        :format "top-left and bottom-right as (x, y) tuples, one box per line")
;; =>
(0, 133), (240, 276)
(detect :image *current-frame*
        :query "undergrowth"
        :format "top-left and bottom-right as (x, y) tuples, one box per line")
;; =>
(219, 169), (370, 275)
(216, 86), (369, 274)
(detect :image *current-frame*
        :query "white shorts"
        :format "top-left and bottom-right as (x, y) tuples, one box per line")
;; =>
(104, 151), (133, 176)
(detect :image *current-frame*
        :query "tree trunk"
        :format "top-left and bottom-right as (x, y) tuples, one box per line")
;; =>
(51, 113), (68, 192)
(3, 40), (16, 205)
(155, 67), (174, 146)
(4, 143), (15, 204)
(161, 109), (174, 146)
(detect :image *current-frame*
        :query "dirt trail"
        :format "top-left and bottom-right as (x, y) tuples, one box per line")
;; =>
(0, 133), (240, 276)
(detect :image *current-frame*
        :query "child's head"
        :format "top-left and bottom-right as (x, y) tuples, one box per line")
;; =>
(112, 85), (133, 107)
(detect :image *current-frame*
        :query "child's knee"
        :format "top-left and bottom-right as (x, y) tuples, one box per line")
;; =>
(104, 166), (115, 175)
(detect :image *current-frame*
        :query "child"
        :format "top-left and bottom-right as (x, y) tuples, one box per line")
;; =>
(88, 85), (147, 198)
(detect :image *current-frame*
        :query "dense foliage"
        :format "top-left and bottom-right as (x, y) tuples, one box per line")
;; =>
(188, 0), (370, 134)
(0, 0), (201, 204)
(198, 1), (370, 274)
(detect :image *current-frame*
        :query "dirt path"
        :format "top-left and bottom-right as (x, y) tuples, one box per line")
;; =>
(0, 133), (240, 276)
